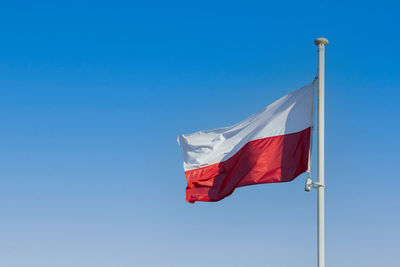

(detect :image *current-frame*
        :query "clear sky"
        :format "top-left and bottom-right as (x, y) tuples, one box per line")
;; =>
(0, 1), (399, 266)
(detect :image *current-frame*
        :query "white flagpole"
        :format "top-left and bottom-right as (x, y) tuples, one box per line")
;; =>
(314, 37), (328, 267)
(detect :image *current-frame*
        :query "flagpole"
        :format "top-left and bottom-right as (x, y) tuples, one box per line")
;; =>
(314, 37), (328, 267)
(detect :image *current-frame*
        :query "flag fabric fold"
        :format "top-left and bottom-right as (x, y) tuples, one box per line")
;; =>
(178, 83), (314, 203)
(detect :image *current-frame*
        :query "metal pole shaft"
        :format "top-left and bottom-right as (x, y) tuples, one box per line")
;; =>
(314, 37), (328, 267)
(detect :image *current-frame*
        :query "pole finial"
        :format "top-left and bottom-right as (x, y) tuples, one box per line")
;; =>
(314, 37), (329, 46)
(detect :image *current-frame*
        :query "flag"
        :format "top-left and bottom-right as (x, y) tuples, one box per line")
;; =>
(177, 83), (314, 203)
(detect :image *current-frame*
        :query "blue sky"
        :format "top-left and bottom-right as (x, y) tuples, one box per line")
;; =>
(0, 1), (399, 266)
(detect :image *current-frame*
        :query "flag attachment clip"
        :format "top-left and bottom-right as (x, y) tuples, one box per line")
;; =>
(305, 174), (325, 192)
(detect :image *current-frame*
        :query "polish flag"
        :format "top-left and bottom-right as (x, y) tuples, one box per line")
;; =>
(178, 83), (315, 203)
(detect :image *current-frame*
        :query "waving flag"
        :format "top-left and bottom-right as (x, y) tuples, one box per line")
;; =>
(178, 83), (314, 203)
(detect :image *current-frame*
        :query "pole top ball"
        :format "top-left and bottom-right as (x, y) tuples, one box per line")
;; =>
(314, 38), (329, 46)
